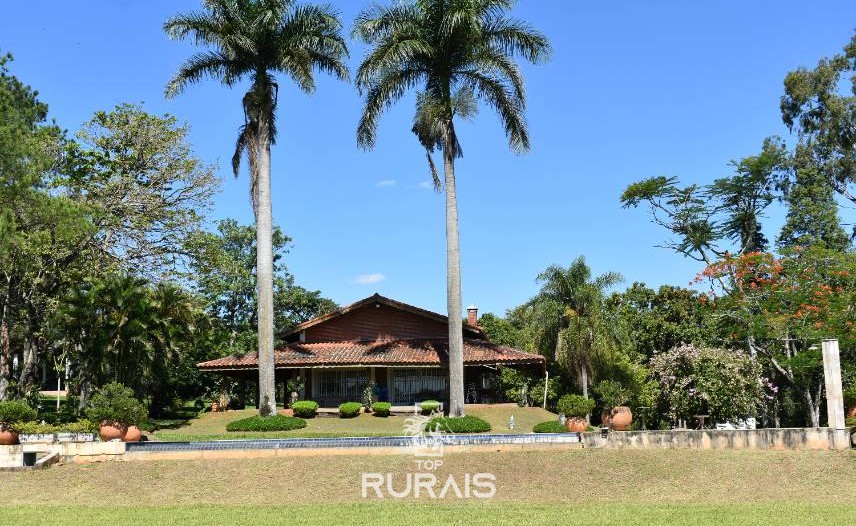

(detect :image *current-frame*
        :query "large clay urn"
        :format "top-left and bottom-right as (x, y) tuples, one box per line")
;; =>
(0, 428), (18, 445)
(565, 417), (587, 433)
(99, 422), (126, 441)
(122, 425), (142, 442)
(846, 406), (856, 419)
(610, 406), (633, 431)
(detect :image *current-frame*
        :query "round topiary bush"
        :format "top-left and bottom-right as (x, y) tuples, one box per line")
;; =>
(85, 383), (148, 427)
(419, 400), (441, 415)
(339, 401), (362, 418)
(425, 415), (491, 433)
(292, 400), (319, 418)
(533, 420), (567, 433)
(372, 402), (391, 417)
(226, 415), (307, 432)
(0, 400), (37, 431)
(556, 394), (595, 418)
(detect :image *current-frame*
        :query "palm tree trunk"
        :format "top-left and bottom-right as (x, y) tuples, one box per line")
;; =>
(444, 146), (465, 418)
(256, 114), (277, 417)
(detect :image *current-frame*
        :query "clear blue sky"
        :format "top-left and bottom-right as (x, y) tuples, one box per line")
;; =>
(2, 1), (854, 316)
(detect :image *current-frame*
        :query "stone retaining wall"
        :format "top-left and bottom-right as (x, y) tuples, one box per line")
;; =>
(581, 427), (852, 450)
(0, 441), (126, 467)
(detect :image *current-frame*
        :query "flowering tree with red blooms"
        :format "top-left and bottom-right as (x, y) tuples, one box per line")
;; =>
(700, 247), (856, 426)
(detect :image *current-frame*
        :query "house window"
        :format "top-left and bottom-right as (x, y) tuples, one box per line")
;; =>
(390, 368), (448, 406)
(315, 368), (369, 407)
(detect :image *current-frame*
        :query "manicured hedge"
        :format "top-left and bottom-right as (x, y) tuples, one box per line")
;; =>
(419, 400), (441, 415)
(425, 415), (491, 433)
(372, 402), (391, 417)
(339, 402), (362, 418)
(292, 400), (318, 418)
(533, 420), (567, 433)
(226, 415), (307, 432)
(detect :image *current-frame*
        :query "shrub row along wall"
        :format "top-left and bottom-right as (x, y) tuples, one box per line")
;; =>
(582, 428), (852, 451)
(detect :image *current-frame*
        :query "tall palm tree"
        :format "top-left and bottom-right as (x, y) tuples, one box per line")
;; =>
(164, 0), (349, 416)
(354, 0), (550, 417)
(531, 257), (623, 399)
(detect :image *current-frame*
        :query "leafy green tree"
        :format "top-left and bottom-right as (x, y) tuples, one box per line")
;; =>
(621, 138), (787, 266)
(777, 145), (850, 251)
(703, 248), (856, 426)
(165, 0), (349, 416)
(477, 312), (524, 348)
(353, 0), (550, 417)
(0, 52), (91, 400)
(64, 104), (220, 275)
(529, 256), (623, 399)
(186, 218), (336, 354)
(780, 32), (856, 209)
(606, 283), (712, 361)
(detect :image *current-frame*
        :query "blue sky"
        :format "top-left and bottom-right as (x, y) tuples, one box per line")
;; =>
(2, 1), (854, 316)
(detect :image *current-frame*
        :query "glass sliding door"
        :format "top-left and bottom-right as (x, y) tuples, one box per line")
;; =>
(390, 368), (448, 406)
(314, 368), (369, 407)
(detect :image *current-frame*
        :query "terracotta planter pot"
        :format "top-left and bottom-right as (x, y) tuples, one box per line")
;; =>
(600, 410), (612, 427)
(565, 417), (587, 433)
(610, 406), (633, 431)
(122, 426), (142, 442)
(0, 429), (19, 445)
(282, 408), (294, 417)
(99, 423), (126, 442)
(846, 405), (856, 419)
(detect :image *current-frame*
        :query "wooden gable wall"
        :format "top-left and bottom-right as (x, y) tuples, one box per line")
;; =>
(304, 302), (448, 341)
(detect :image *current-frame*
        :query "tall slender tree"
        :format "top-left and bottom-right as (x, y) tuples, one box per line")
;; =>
(165, 0), (349, 416)
(354, 0), (550, 417)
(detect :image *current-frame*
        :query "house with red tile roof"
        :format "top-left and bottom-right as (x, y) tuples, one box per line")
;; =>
(197, 293), (545, 408)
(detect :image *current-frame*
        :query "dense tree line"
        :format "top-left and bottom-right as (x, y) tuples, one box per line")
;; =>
(483, 33), (856, 428)
(0, 52), (334, 416)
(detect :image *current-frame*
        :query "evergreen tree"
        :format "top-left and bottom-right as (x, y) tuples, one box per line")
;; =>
(777, 146), (850, 252)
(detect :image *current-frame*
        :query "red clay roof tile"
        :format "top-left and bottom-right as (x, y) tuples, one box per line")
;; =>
(198, 338), (544, 370)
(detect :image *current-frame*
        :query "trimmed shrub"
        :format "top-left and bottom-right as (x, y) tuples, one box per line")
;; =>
(372, 402), (391, 417)
(425, 415), (491, 433)
(419, 400), (441, 415)
(85, 382), (148, 427)
(226, 415), (307, 432)
(532, 420), (567, 433)
(292, 400), (319, 418)
(556, 394), (595, 418)
(339, 401), (362, 418)
(0, 400), (37, 431)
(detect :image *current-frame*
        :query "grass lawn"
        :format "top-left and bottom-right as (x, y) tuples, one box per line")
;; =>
(153, 403), (554, 441)
(1, 449), (853, 525)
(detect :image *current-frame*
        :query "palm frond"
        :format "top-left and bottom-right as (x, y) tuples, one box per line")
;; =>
(165, 51), (238, 97)
(482, 16), (552, 63)
(463, 70), (529, 153)
(357, 67), (424, 149)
